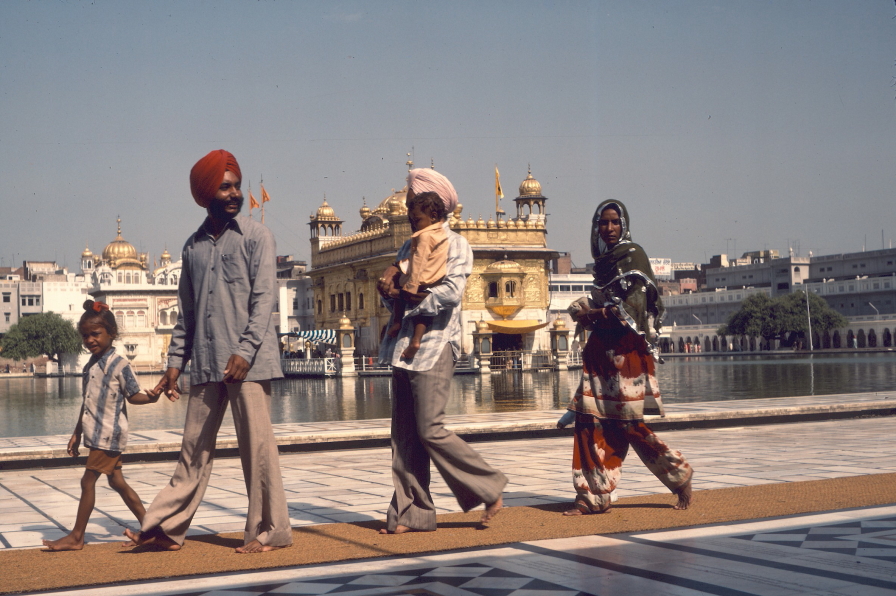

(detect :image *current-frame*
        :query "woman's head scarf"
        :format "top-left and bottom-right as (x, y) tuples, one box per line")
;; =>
(407, 168), (458, 214)
(190, 150), (242, 208)
(590, 199), (665, 342)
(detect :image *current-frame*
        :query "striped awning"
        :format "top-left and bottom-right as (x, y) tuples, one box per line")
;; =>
(281, 329), (338, 343)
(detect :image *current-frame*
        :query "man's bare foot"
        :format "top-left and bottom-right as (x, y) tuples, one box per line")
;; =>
(480, 496), (502, 524)
(122, 528), (181, 551)
(42, 534), (84, 551)
(235, 539), (287, 553)
(378, 524), (430, 535)
(673, 480), (693, 510)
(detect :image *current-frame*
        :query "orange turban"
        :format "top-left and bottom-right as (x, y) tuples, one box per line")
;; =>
(189, 150), (242, 208)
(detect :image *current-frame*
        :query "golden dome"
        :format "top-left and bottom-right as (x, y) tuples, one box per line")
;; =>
(552, 318), (567, 330)
(484, 259), (524, 274)
(476, 319), (491, 331)
(315, 197), (339, 221)
(518, 166), (543, 197)
(339, 314), (352, 329)
(81, 244), (94, 259)
(161, 248), (171, 260)
(373, 187), (407, 217)
(102, 219), (139, 263)
(359, 198), (371, 220)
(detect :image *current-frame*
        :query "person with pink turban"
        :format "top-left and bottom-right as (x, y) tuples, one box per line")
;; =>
(376, 168), (506, 534)
(125, 150), (292, 554)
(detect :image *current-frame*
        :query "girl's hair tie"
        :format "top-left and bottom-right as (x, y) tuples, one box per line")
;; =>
(90, 301), (110, 312)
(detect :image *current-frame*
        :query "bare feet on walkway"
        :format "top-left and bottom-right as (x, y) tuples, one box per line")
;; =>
(42, 535), (84, 551)
(122, 528), (181, 551)
(480, 496), (502, 525)
(673, 480), (693, 510)
(235, 539), (287, 553)
(378, 525), (430, 535)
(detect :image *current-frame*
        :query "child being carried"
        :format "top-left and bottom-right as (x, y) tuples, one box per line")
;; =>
(387, 191), (449, 360)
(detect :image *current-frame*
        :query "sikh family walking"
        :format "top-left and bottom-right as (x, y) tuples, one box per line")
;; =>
(44, 150), (692, 554)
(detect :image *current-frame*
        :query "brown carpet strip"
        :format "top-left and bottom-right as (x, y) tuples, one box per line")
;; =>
(3, 473), (895, 595)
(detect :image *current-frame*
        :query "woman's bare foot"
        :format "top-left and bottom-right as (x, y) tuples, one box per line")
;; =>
(378, 524), (428, 535)
(235, 539), (287, 553)
(42, 534), (84, 551)
(122, 528), (181, 551)
(673, 480), (693, 510)
(480, 496), (502, 524)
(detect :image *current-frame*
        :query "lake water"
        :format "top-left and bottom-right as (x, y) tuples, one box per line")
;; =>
(1, 352), (893, 438)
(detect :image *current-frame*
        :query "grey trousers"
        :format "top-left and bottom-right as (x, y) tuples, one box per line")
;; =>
(386, 345), (507, 532)
(140, 380), (292, 547)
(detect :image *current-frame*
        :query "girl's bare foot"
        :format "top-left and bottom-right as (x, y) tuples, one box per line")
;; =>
(235, 539), (287, 553)
(673, 480), (693, 510)
(123, 528), (181, 551)
(42, 534), (84, 551)
(379, 525), (428, 534)
(480, 496), (502, 524)
(401, 343), (419, 360)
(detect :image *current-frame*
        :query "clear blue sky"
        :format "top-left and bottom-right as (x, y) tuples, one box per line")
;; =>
(2, 1), (895, 271)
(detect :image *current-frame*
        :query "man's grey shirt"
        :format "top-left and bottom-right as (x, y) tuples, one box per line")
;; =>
(167, 215), (283, 385)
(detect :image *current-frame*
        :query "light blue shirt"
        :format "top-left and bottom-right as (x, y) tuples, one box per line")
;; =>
(167, 215), (283, 385)
(379, 222), (472, 372)
(81, 347), (141, 451)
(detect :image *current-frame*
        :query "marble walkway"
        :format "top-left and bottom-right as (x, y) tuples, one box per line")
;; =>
(3, 393), (896, 595)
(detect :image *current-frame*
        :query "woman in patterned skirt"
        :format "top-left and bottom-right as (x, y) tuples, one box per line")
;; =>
(562, 199), (693, 515)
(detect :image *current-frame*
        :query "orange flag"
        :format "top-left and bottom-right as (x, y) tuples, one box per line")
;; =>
(260, 184), (271, 203)
(249, 191), (260, 210)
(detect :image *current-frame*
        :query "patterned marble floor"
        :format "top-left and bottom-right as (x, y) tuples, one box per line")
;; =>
(5, 416), (896, 551)
(25, 505), (896, 596)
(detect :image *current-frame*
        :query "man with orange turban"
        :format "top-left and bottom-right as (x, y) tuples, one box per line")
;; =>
(125, 150), (292, 554)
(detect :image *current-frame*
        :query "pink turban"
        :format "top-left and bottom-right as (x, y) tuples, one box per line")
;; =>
(407, 168), (458, 213)
(190, 150), (242, 208)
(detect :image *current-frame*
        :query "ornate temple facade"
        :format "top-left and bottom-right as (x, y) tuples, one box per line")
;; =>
(308, 167), (560, 357)
(81, 219), (181, 370)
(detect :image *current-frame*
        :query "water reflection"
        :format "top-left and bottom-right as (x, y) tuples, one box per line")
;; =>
(0, 352), (893, 438)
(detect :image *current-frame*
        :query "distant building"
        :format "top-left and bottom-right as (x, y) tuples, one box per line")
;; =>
(662, 248), (896, 352)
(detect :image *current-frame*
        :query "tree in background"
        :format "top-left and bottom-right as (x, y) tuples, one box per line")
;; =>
(0, 313), (82, 363)
(717, 293), (777, 342)
(775, 291), (848, 343)
(718, 291), (848, 346)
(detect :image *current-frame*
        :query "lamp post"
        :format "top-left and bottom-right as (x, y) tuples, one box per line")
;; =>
(549, 318), (571, 371)
(336, 313), (356, 377)
(471, 319), (494, 373)
(868, 302), (879, 318)
(804, 285), (813, 351)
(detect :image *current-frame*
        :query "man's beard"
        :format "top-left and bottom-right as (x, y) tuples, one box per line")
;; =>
(208, 196), (244, 220)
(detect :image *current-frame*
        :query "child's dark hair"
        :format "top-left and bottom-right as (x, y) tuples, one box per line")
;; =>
(407, 191), (448, 222)
(79, 300), (118, 337)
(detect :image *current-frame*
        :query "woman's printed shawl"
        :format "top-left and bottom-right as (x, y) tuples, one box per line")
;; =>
(590, 199), (665, 356)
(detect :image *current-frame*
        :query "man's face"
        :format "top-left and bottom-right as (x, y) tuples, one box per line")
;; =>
(208, 170), (243, 220)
